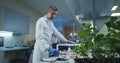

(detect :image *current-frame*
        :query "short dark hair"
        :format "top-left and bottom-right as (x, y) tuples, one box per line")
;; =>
(48, 5), (58, 11)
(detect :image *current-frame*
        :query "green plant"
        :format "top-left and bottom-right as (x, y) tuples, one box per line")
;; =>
(73, 17), (120, 63)
(73, 23), (95, 63)
(73, 23), (94, 57)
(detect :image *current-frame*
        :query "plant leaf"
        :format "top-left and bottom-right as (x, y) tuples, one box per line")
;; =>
(94, 34), (104, 42)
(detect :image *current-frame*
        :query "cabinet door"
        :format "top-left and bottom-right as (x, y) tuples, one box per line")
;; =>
(4, 9), (19, 33)
(19, 14), (30, 34)
(4, 8), (30, 34)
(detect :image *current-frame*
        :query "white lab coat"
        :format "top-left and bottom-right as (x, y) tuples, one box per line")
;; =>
(51, 35), (61, 44)
(33, 15), (67, 63)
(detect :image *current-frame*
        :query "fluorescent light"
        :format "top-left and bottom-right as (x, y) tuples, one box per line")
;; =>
(111, 6), (118, 11)
(111, 13), (120, 16)
(0, 31), (13, 37)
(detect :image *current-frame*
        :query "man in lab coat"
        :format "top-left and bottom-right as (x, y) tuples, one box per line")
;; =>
(33, 6), (74, 63)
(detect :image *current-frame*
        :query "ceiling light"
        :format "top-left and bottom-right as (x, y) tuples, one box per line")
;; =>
(111, 13), (120, 16)
(111, 6), (118, 11)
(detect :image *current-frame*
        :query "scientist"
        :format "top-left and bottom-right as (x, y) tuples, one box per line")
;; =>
(33, 5), (74, 63)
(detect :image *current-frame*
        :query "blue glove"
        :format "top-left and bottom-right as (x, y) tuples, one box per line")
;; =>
(48, 48), (59, 57)
(67, 40), (75, 44)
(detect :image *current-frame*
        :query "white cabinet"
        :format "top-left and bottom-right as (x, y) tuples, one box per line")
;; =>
(19, 14), (30, 34)
(0, 8), (30, 34)
(4, 9), (19, 33)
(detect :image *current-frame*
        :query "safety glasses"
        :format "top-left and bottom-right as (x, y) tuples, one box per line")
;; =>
(50, 11), (58, 16)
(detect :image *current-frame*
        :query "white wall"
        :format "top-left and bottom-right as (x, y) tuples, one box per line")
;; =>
(95, 18), (109, 31)
(98, 25), (108, 35)
(97, 17), (120, 35)
(0, 0), (42, 47)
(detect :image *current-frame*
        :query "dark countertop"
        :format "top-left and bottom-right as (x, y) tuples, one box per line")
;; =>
(0, 46), (29, 51)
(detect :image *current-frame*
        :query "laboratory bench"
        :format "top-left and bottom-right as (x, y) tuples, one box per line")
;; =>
(41, 58), (75, 63)
(0, 46), (29, 63)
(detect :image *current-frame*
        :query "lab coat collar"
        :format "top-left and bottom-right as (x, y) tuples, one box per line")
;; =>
(44, 15), (51, 22)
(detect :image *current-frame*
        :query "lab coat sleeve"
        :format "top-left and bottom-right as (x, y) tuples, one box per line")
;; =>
(52, 24), (67, 42)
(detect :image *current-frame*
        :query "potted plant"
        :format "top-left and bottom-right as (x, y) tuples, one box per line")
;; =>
(73, 17), (120, 63)
(73, 23), (95, 63)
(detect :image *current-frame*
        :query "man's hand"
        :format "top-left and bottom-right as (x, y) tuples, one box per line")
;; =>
(67, 40), (75, 44)
(48, 48), (59, 57)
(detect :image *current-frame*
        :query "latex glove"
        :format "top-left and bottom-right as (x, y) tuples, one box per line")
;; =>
(67, 40), (75, 44)
(48, 48), (59, 57)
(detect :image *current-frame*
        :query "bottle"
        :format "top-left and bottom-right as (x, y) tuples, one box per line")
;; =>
(67, 46), (71, 58)
(67, 46), (75, 63)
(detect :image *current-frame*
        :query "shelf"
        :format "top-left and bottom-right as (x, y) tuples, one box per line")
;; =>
(56, 44), (79, 50)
